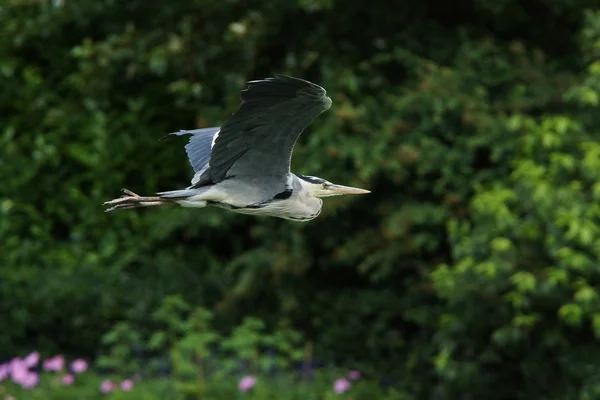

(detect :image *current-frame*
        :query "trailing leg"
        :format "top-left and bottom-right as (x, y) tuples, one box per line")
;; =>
(103, 189), (173, 212)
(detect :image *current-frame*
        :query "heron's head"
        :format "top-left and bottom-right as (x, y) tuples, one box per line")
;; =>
(299, 175), (371, 198)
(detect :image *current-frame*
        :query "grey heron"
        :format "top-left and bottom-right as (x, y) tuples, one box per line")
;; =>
(103, 74), (370, 221)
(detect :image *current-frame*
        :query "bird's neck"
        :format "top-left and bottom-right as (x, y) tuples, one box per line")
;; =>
(294, 175), (323, 208)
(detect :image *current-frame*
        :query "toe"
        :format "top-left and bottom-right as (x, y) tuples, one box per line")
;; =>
(122, 188), (139, 197)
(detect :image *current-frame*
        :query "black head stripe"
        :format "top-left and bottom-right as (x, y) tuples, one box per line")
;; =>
(299, 175), (326, 184)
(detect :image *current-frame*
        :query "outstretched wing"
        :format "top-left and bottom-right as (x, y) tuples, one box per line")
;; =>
(204, 74), (332, 185)
(162, 127), (220, 184)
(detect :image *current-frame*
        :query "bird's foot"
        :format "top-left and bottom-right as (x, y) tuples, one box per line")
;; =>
(121, 188), (140, 198)
(103, 188), (167, 212)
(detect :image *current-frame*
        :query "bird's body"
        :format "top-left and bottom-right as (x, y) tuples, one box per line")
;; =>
(174, 174), (323, 221)
(104, 75), (369, 221)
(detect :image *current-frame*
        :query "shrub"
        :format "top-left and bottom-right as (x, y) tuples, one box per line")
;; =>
(2, 0), (600, 398)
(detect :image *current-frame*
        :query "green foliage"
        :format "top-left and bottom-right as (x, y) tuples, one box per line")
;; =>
(97, 295), (306, 394)
(0, 297), (398, 399)
(3, 0), (600, 398)
(1, 373), (397, 400)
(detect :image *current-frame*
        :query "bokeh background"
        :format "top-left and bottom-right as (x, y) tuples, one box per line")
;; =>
(3, 0), (600, 398)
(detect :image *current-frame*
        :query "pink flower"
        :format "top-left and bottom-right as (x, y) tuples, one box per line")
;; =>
(8, 358), (38, 389)
(23, 352), (40, 367)
(238, 375), (256, 392)
(100, 379), (116, 393)
(333, 377), (351, 394)
(347, 370), (361, 380)
(120, 379), (134, 391)
(10, 358), (30, 383)
(0, 363), (9, 381)
(6, 358), (38, 390)
(19, 372), (39, 389)
(62, 373), (75, 385)
(71, 359), (88, 374)
(43, 355), (65, 371)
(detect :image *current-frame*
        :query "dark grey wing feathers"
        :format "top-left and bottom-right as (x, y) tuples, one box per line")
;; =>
(207, 74), (332, 183)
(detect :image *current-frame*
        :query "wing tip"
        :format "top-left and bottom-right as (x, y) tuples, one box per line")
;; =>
(323, 95), (332, 110)
(159, 129), (189, 141)
(243, 74), (330, 106)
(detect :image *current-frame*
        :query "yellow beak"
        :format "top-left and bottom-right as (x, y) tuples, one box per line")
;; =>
(328, 184), (371, 196)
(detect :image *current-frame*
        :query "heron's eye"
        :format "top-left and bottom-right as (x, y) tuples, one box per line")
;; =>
(322, 183), (330, 189)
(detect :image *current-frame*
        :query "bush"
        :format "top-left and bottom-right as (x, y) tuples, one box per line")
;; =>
(0, 297), (400, 399)
(2, 0), (600, 398)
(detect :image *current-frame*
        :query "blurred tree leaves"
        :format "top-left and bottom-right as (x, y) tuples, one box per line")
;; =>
(2, 0), (600, 398)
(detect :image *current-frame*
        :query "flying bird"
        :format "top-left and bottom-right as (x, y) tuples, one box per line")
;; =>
(103, 74), (370, 221)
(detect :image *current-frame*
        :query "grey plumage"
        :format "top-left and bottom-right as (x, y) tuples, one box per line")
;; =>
(162, 127), (219, 184)
(104, 74), (369, 221)
(162, 127), (219, 174)
(194, 74), (332, 189)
